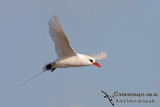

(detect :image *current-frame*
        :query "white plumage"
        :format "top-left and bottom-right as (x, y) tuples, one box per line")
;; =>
(90, 52), (107, 60)
(48, 16), (77, 59)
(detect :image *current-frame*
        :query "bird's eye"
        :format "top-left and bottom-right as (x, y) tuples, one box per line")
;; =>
(90, 59), (93, 63)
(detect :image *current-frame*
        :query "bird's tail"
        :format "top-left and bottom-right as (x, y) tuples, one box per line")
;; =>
(19, 70), (46, 87)
(43, 65), (48, 72)
(19, 63), (56, 87)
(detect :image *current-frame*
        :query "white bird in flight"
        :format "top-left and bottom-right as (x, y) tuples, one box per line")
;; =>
(20, 15), (107, 86)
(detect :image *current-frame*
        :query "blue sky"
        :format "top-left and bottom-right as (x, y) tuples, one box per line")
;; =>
(0, 0), (160, 107)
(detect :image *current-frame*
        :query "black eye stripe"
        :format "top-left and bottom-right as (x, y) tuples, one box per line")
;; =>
(90, 59), (93, 62)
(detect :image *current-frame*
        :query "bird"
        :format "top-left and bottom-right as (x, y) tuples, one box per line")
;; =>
(19, 15), (107, 86)
(101, 90), (114, 106)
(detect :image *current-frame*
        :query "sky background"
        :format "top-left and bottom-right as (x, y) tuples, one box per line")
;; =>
(0, 0), (160, 107)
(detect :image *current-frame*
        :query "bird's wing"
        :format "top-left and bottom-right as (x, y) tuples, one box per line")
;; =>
(101, 90), (107, 95)
(90, 52), (107, 60)
(48, 15), (77, 58)
(110, 100), (114, 106)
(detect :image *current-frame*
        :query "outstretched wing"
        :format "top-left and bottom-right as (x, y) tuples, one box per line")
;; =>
(48, 15), (77, 58)
(101, 90), (107, 95)
(90, 52), (107, 60)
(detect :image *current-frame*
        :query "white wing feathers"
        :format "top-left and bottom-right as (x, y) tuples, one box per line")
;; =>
(90, 52), (107, 60)
(48, 16), (77, 58)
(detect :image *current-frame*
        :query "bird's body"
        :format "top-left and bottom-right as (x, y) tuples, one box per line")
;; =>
(47, 54), (92, 69)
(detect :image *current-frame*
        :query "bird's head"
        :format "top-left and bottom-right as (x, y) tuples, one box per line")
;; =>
(89, 57), (101, 67)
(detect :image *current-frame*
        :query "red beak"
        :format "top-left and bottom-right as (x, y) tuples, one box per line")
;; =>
(92, 62), (101, 67)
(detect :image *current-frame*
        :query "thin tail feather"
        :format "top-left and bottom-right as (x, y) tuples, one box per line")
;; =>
(19, 71), (45, 87)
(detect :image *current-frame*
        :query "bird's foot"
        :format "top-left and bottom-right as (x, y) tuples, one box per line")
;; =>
(51, 68), (56, 72)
